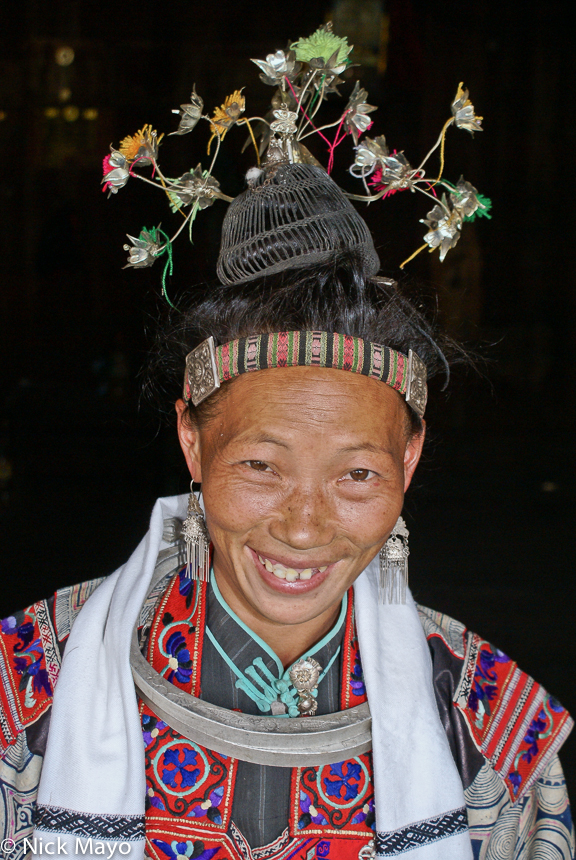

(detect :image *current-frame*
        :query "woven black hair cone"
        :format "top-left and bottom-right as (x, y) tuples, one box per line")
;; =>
(217, 163), (380, 286)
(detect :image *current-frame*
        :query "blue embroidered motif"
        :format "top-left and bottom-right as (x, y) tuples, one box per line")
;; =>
(188, 786), (225, 825)
(323, 761), (362, 801)
(152, 839), (220, 860)
(3, 617), (52, 699)
(350, 652), (365, 698)
(162, 748), (200, 789)
(164, 631), (193, 685)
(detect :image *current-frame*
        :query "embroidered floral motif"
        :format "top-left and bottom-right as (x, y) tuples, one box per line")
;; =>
(152, 838), (220, 860)
(507, 696), (568, 796)
(142, 713), (167, 746)
(299, 791), (328, 827)
(3, 614), (52, 701)
(147, 573), (205, 697)
(523, 710), (548, 764)
(189, 786), (225, 825)
(165, 631), (193, 685)
(467, 644), (509, 725)
(324, 761), (362, 801)
(351, 798), (375, 827)
(142, 702), (236, 827)
(350, 651), (365, 700)
(294, 755), (374, 837)
(162, 748), (201, 790)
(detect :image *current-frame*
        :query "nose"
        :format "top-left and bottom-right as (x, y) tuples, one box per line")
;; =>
(269, 484), (336, 551)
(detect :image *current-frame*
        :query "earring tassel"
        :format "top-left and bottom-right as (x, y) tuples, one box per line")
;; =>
(182, 490), (211, 581)
(379, 517), (410, 604)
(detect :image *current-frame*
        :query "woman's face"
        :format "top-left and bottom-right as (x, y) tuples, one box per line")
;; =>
(176, 366), (424, 640)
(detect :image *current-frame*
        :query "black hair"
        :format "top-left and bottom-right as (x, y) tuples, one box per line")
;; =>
(144, 250), (468, 434)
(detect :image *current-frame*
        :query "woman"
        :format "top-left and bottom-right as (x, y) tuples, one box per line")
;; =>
(0, 29), (574, 860)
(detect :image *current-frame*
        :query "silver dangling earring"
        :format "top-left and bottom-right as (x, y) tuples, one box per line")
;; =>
(379, 516), (410, 604)
(182, 482), (210, 581)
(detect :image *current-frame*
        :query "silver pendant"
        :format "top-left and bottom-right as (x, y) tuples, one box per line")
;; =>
(289, 658), (322, 716)
(358, 839), (376, 859)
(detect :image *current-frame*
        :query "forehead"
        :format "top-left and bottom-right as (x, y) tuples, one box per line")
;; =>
(202, 366), (408, 447)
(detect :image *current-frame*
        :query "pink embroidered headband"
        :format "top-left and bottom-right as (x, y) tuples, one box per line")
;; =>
(183, 331), (427, 417)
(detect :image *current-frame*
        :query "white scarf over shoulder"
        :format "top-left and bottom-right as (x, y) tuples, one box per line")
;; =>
(33, 495), (472, 859)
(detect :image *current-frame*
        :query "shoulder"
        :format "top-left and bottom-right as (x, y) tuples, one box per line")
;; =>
(417, 603), (574, 802)
(0, 576), (105, 756)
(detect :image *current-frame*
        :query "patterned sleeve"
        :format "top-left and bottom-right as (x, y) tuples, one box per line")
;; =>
(1, 578), (105, 851)
(466, 755), (575, 858)
(0, 598), (59, 756)
(454, 633), (573, 801)
(418, 604), (575, 857)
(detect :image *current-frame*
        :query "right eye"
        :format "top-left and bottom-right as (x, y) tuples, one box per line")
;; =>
(246, 460), (271, 472)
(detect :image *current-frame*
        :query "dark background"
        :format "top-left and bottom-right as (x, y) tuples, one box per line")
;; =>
(1, 0), (575, 799)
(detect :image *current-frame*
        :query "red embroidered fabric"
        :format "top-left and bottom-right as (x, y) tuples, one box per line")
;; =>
(0, 599), (59, 752)
(455, 634), (573, 801)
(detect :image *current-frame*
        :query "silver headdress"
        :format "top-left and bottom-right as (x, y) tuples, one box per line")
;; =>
(102, 24), (490, 297)
(217, 163), (380, 285)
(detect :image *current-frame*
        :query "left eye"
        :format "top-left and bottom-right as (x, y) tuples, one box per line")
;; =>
(348, 469), (373, 482)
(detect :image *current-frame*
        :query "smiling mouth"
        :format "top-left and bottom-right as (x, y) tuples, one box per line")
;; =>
(256, 553), (328, 582)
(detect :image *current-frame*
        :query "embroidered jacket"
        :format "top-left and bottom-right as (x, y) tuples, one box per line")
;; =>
(0, 574), (574, 860)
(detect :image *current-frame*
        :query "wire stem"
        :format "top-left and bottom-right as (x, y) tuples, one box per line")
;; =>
(399, 243), (429, 269)
(237, 118), (261, 165)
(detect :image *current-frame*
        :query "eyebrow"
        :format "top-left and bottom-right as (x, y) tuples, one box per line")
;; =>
(234, 433), (291, 449)
(338, 442), (394, 456)
(233, 435), (391, 457)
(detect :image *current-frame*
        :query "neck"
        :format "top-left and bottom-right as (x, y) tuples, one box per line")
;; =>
(212, 568), (342, 669)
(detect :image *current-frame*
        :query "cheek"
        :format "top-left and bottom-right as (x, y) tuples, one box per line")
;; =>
(333, 489), (404, 551)
(201, 467), (280, 538)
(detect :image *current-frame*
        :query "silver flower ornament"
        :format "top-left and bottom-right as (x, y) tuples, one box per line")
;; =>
(104, 167), (129, 190)
(308, 48), (349, 78)
(449, 178), (485, 219)
(344, 81), (377, 145)
(170, 86), (204, 136)
(169, 165), (221, 210)
(102, 150), (129, 194)
(251, 50), (300, 87)
(123, 229), (162, 268)
(451, 83), (483, 134)
(350, 135), (389, 176)
(421, 198), (462, 262)
(377, 151), (414, 190)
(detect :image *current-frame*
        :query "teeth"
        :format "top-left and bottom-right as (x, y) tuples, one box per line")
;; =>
(256, 552), (329, 581)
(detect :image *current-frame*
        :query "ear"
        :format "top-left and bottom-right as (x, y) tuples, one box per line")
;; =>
(403, 420), (426, 492)
(175, 399), (203, 483)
